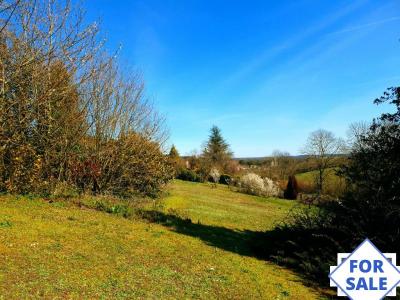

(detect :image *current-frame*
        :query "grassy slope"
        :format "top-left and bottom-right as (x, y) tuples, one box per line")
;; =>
(162, 180), (298, 231)
(295, 168), (339, 183)
(0, 181), (321, 299)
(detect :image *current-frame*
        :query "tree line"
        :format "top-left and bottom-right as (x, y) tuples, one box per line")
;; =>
(170, 123), (349, 200)
(0, 0), (172, 197)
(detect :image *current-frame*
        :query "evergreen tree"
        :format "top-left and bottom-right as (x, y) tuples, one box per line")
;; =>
(284, 175), (298, 200)
(168, 144), (184, 178)
(169, 145), (180, 159)
(202, 126), (233, 166)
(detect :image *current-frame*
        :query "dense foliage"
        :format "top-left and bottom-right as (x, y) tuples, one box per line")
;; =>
(176, 169), (202, 182)
(238, 173), (280, 197)
(175, 126), (239, 183)
(283, 175), (298, 200)
(255, 87), (400, 284)
(0, 0), (172, 197)
(202, 126), (233, 171)
(218, 174), (232, 185)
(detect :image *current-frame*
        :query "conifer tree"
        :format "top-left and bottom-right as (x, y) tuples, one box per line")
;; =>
(203, 126), (233, 166)
(168, 145), (179, 159)
(284, 175), (298, 200)
(168, 144), (183, 177)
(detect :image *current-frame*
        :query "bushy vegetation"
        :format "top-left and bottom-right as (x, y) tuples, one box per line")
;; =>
(219, 174), (232, 185)
(237, 173), (280, 197)
(295, 168), (346, 198)
(256, 88), (400, 286)
(173, 126), (239, 185)
(0, 0), (172, 197)
(176, 169), (202, 182)
(301, 130), (345, 195)
(240, 151), (347, 199)
(208, 167), (220, 183)
(283, 175), (298, 200)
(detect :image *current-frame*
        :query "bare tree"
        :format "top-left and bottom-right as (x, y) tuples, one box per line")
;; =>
(0, 0), (21, 34)
(302, 129), (344, 195)
(0, 0), (170, 195)
(346, 121), (370, 151)
(270, 150), (295, 180)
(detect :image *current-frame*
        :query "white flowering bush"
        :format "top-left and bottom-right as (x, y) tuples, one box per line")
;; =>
(238, 173), (280, 197)
(263, 177), (281, 197)
(209, 167), (220, 183)
(239, 173), (264, 195)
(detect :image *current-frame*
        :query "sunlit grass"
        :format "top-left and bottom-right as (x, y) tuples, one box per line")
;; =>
(0, 181), (322, 299)
(162, 180), (299, 231)
(295, 168), (339, 183)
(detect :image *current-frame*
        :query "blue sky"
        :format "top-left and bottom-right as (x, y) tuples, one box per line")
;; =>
(83, 0), (400, 157)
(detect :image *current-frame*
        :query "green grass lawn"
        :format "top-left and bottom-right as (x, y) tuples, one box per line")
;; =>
(0, 180), (324, 299)
(295, 168), (339, 183)
(162, 180), (299, 231)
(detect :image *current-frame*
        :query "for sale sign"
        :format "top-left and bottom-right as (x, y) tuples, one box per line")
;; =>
(329, 239), (400, 299)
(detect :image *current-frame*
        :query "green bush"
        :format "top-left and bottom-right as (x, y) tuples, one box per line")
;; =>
(219, 174), (231, 185)
(52, 182), (79, 198)
(283, 175), (298, 200)
(176, 169), (202, 182)
(94, 200), (133, 218)
(257, 88), (400, 288)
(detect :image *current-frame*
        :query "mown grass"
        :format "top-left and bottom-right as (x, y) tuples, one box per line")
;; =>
(162, 180), (299, 231)
(0, 180), (324, 299)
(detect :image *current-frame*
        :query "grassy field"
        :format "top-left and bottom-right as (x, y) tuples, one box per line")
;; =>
(295, 168), (341, 183)
(0, 180), (325, 299)
(295, 168), (345, 196)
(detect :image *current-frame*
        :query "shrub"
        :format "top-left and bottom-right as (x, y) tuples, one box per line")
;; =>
(239, 173), (264, 195)
(94, 200), (133, 218)
(0, 1), (171, 198)
(69, 157), (101, 194)
(263, 177), (281, 197)
(258, 88), (400, 288)
(238, 173), (280, 197)
(322, 174), (346, 199)
(252, 205), (342, 282)
(223, 160), (240, 176)
(284, 175), (298, 200)
(52, 182), (79, 198)
(106, 133), (174, 198)
(219, 174), (231, 185)
(296, 179), (316, 194)
(176, 169), (202, 182)
(208, 168), (220, 183)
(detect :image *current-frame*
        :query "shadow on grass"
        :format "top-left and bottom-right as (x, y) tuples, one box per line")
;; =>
(139, 209), (335, 298)
(139, 209), (260, 257)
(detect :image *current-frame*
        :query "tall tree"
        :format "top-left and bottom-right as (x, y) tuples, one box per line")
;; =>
(202, 126), (233, 167)
(168, 144), (183, 177)
(168, 145), (179, 159)
(346, 121), (370, 151)
(343, 87), (400, 209)
(302, 129), (344, 195)
(283, 175), (298, 200)
(270, 150), (295, 180)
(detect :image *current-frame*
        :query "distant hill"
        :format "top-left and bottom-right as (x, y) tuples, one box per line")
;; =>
(234, 155), (310, 161)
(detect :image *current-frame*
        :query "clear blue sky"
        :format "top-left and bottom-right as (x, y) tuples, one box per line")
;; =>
(83, 0), (400, 157)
